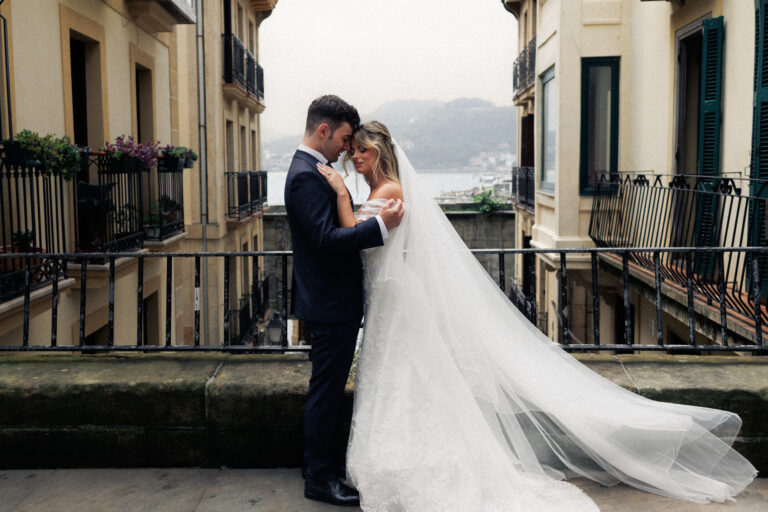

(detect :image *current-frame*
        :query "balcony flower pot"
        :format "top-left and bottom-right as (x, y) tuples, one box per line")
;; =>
(143, 225), (161, 240)
(159, 156), (182, 172)
(1, 140), (43, 169)
(3, 131), (83, 180)
(161, 145), (197, 170)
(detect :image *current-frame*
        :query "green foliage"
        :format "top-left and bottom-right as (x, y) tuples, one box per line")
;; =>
(472, 188), (504, 214)
(143, 195), (182, 226)
(13, 129), (83, 180)
(162, 145), (198, 161)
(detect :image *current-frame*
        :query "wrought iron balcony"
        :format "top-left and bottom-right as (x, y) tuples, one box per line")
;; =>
(74, 154), (146, 253)
(226, 170), (267, 220)
(0, 147), (69, 302)
(3, 248), (766, 352)
(245, 50), (257, 96)
(513, 37), (536, 99)
(144, 156), (186, 242)
(512, 166), (535, 212)
(256, 62), (264, 102)
(222, 33), (246, 89)
(589, 173), (768, 327)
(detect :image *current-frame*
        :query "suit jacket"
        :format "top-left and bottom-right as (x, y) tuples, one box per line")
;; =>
(284, 150), (384, 324)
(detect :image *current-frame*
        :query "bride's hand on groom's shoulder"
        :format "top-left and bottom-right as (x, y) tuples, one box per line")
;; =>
(316, 163), (347, 196)
(379, 198), (405, 230)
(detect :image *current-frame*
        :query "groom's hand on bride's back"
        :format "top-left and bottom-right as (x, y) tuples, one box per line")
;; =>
(379, 199), (404, 230)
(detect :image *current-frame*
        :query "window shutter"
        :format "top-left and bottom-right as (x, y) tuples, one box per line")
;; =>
(697, 17), (724, 177)
(749, 0), (768, 296)
(694, 17), (724, 276)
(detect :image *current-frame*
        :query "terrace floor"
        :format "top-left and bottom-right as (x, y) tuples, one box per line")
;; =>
(0, 468), (765, 511)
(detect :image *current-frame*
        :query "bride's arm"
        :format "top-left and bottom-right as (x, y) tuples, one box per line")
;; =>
(317, 163), (360, 227)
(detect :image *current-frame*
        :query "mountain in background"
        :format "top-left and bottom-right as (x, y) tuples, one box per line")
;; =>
(262, 98), (516, 171)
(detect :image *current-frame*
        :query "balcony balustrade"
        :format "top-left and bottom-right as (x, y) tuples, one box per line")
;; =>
(75, 154), (145, 253)
(590, 173), (768, 329)
(226, 170), (267, 220)
(222, 33), (246, 89)
(245, 50), (256, 96)
(0, 147), (68, 302)
(511, 166), (535, 212)
(513, 37), (536, 99)
(224, 33), (264, 103)
(2, 248), (766, 352)
(143, 156), (186, 241)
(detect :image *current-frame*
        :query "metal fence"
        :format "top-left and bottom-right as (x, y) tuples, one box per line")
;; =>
(513, 37), (536, 98)
(590, 173), (768, 325)
(226, 170), (267, 219)
(512, 166), (535, 212)
(145, 156), (185, 241)
(222, 32), (245, 88)
(0, 150), (68, 302)
(2, 247), (767, 354)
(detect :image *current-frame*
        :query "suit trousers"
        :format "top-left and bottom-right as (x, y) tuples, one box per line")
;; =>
(304, 321), (360, 482)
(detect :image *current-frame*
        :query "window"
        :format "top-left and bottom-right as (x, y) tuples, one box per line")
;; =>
(540, 68), (556, 191)
(135, 64), (153, 142)
(580, 57), (619, 194)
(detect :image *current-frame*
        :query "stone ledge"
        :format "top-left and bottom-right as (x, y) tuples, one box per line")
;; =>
(0, 352), (766, 469)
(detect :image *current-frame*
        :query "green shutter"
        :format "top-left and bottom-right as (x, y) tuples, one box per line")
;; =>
(694, 17), (724, 276)
(749, 0), (768, 296)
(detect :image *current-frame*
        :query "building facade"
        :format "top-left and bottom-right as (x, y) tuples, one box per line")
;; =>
(504, 0), (767, 347)
(0, 0), (276, 347)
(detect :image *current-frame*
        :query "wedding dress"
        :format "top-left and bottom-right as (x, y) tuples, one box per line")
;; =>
(344, 144), (757, 512)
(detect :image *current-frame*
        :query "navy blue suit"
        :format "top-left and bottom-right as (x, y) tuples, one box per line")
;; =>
(284, 149), (383, 482)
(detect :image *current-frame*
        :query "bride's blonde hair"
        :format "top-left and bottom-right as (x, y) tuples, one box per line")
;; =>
(344, 121), (400, 185)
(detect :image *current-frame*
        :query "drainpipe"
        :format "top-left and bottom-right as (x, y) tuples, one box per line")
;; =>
(195, 0), (210, 345)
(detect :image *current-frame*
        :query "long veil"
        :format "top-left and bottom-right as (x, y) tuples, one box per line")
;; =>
(353, 142), (757, 505)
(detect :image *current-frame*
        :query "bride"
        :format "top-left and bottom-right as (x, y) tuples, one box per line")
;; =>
(315, 121), (757, 511)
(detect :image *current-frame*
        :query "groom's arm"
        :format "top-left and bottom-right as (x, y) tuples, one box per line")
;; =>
(288, 172), (383, 254)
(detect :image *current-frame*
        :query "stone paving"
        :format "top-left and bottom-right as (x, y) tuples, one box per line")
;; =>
(0, 469), (765, 512)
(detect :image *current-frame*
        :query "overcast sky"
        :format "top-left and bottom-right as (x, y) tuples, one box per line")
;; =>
(259, 0), (519, 141)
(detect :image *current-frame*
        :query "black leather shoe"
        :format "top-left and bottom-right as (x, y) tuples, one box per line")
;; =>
(304, 477), (360, 507)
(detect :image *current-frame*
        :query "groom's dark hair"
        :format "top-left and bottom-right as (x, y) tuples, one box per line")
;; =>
(305, 95), (360, 135)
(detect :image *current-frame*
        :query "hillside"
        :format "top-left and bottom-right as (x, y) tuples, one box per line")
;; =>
(262, 98), (516, 171)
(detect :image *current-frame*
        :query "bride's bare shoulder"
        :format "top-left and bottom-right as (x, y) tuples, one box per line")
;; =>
(370, 181), (403, 201)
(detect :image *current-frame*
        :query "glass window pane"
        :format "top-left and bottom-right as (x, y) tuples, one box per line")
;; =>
(542, 73), (556, 188)
(587, 65), (613, 188)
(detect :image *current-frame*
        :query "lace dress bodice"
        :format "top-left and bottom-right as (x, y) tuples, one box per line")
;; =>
(355, 198), (390, 300)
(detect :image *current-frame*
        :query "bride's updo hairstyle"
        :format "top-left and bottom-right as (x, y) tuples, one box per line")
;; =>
(345, 121), (400, 185)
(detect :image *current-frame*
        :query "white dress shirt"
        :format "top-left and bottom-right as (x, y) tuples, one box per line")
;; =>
(297, 145), (389, 240)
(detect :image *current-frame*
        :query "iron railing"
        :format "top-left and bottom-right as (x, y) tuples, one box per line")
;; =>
(222, 32), (245, 88)
(2, 248), (767, 354)
(590, 173), (768, 325)
(75, 153), (145, 253)
(144, 156), (185, 241)
(513, 37), (536, 98)
(223, 33), (263, 102)
(0, 146), (68, 302)
(225, 170), (267, 219)
(512, 166), (535, 212)
(245, 50), (256, 97)
(256, 63), (264, 102)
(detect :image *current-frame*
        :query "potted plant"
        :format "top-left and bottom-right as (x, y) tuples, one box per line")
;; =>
(104, 135), (158, 171)
(160, 145), (197, 170)
(143, 195), (182, 239)
(2, 130), (83, 180)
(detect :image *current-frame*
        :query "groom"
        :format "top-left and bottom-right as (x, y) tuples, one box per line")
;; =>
(284, 95), (404, 506)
